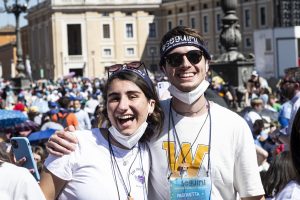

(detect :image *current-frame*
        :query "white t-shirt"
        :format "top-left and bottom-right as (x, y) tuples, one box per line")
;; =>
(287, 92), (300, 135)
(45, 128), (150, 200)
(148, 99), (265, 200)
(266, 181), (300, 200)
(0, 162), (45, 200)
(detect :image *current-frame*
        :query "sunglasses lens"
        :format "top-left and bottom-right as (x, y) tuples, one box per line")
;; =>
(126, 61), (142, 69)
(166, 50), (203, 67)
(166, 53), (183, 67)
(109, 64), (123, 72)
(186, 50), (202, 64)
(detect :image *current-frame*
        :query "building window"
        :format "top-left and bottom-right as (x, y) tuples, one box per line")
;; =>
(203, 3), (207, 9)
(216, 13), (222, 31)
(245, 37), (252, 48)
(190, 6), (195, 11)
(191, 17), (196, 28)
(265, 38), (272, 51)
(126, 23), (133, 38)
(149, 23), (156, 38)
(148, 46), (157, 56)
(103, 24), (110, 39)
(179, 8), (183, 13)
(67, 24), (82, 55)
(126, 48), (135, 55)
(203, 15), (208, 33)
(168, 10), (172, 15)
(102, 12), (109, 17)
(103, 48), (112, 56)
(259, 6), (266, 26)
(126, 12), (132, 16)
(179, 19), (183, 26)
(168, 21), (172, 31)
(244, 8), (251, 28)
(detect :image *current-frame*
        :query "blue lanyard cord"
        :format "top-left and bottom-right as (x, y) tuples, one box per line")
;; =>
(167, 99), (212, 178)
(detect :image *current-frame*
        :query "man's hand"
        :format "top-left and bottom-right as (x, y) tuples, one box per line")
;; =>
(46, 126), (78, 156)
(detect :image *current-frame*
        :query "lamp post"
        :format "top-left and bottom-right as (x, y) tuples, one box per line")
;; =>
(3, 0), (29, 78)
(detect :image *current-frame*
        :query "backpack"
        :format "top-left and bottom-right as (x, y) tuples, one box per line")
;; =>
(56, 113), (70, 127)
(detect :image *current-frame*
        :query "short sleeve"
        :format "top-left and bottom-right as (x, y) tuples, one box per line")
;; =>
(44, 146), (78, 181)
(233, 119), (265, 197)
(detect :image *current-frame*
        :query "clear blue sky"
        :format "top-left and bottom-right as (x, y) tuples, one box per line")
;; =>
(0, 0), (38, 28)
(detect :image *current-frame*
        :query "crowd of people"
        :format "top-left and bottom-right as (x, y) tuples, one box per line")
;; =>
(0, 25), (300, 199)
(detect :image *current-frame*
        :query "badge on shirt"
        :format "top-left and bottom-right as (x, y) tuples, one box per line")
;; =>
(170, 176), (211, 200)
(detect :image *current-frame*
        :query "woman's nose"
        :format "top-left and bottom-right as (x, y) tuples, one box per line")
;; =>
(117, 97), (130, 111)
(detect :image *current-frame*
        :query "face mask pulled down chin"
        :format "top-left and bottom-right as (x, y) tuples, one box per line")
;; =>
(168, 80), (210, 105)
(108, 121), (148, 149)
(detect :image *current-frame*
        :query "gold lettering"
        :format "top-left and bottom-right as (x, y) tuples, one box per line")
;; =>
(163, 142), (209, 175)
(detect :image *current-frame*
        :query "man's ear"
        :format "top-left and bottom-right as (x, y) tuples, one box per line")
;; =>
(161, 65), (167, 74)
(205, 61), (209, 73)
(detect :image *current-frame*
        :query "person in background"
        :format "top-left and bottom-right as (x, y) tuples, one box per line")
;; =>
(0, 131), (45, 200)
(84, 93), (100, 119)
(244, 97), (264, 131)
(71, 97), (91, 130)
(51, 96), (79, 129)
(276, 67), (300, 145)
(262, 151), (299, 199)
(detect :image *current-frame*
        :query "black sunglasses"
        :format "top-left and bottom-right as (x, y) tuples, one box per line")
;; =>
(165, 50), (203, 68)
(107, 61), (148, 78)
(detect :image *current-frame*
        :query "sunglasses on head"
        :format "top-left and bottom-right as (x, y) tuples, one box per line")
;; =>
(107, 61), (148, 78)
(165, 50), (203, 68)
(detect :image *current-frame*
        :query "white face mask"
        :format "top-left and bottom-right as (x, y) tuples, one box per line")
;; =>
(168, 80), (209, 105)
(108, 121), (148, 149)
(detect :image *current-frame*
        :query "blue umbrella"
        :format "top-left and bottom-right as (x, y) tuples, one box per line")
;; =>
(27, 129), (56, 142)
(0, 110), (28, 129)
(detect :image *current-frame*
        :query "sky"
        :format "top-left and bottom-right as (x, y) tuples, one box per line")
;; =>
(0, 0), (38, 28)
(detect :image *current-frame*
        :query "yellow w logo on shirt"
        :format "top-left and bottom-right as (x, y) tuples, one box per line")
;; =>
(163, 142), (209, 176)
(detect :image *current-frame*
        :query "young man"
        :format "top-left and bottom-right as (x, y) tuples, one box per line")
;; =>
(47, 26), (265, 199)
(276, 67), (300, 145)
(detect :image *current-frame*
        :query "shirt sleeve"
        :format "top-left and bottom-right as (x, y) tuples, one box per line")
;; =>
(15, 168), (46, 200)
(44, 144), (78, 181)
(234, 118), (265, 197)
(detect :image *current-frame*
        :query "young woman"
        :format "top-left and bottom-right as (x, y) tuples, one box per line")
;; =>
(39, 62), (164, 200)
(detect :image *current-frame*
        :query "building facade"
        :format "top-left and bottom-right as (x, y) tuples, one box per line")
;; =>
(27, 0), (161, 80)
(24, 0), (296, 80)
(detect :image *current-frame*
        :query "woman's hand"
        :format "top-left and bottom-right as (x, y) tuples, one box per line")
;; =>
(46, 126), (78, 156)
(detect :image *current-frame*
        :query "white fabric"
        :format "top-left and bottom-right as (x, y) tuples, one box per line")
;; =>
(287, 92), (300, 135)
(148, 99), (264, 200)
(84, 98), (99, 114)
(168, 80), (210, 105)
(74, 109), (91, 130)
(243, 110), (263, 131)
(109, 121), (148, 149)
(0, 162), (45, 200)
(266, 181), (300, 200)
(45, 128), (150, 200)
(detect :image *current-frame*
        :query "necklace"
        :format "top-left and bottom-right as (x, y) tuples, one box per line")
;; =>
(108, 133), (143, 200)
(111, 145), (138, 166)
(167, 98), (211, 177)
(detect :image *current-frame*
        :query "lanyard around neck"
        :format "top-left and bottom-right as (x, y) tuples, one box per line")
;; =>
(167, 99), (212, 177)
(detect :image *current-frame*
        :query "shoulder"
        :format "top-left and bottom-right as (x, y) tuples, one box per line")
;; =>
(0, 162), (37, 183)
(276, 181), (300, 199)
